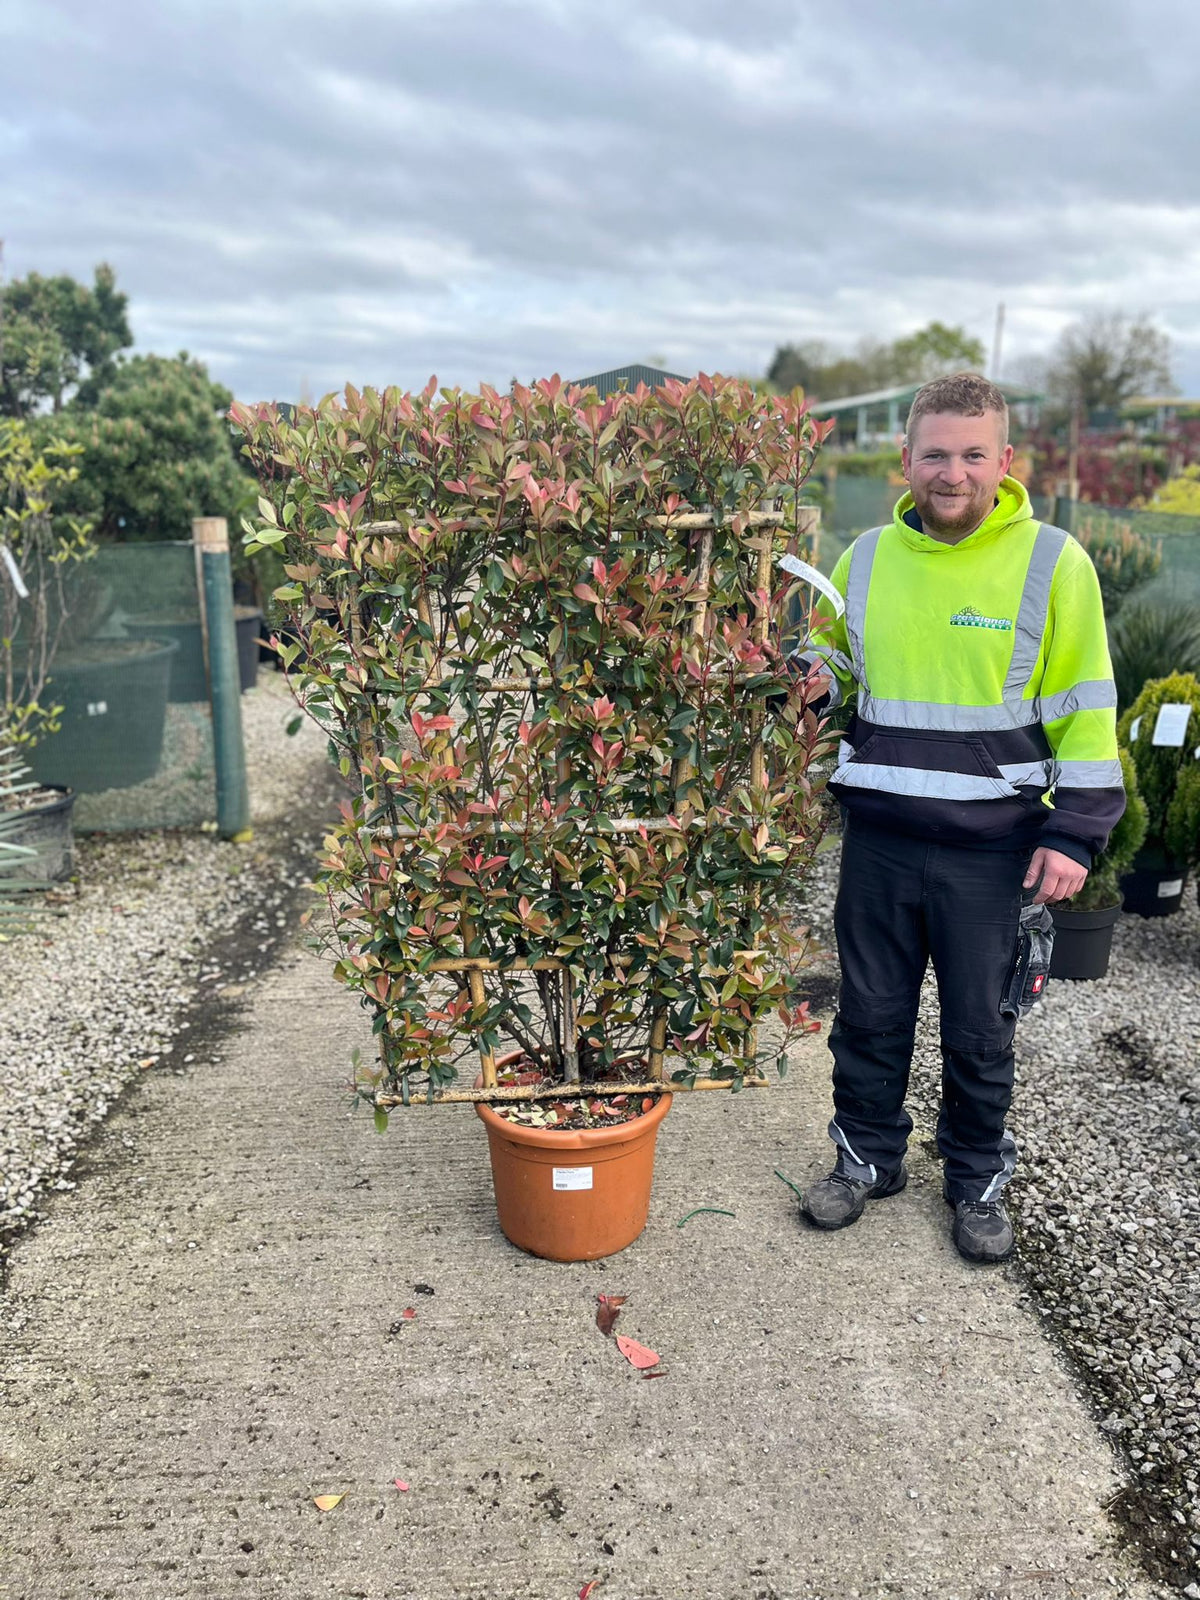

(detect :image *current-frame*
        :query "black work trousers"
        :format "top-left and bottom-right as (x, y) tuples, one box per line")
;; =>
(828, 820), (1029, 1203)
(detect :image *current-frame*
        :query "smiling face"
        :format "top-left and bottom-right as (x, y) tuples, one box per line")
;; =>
(901, 410), (1014, 542)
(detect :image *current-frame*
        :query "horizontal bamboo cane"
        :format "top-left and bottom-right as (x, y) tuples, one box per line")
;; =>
(357, 510), (812, 537)
(367, 815), (768, 841)
(375, 1075), (770, 1106)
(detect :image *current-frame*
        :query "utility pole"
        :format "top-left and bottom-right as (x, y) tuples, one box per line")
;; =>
(991, 301), (1005, 381)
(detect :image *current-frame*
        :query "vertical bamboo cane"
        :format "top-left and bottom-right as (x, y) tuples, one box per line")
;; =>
(561, 968), (580, 1083)
(745, 535), (774, 1070)
(669, 525), (714, 821)
(648, 1009), (668, 1083)
(461, 912), (497, 1088)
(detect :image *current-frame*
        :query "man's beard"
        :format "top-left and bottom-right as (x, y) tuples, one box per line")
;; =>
(911, 484), (992, 538)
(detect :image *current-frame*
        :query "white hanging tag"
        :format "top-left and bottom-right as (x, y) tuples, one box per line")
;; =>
(0, 543), (29, 601)
(1151, 703), (1192, 747)
(777, 553), (845, 618)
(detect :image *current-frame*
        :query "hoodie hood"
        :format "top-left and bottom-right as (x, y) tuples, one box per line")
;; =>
(892, 475), (1035, 553)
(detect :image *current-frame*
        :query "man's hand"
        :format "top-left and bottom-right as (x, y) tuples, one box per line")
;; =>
(1024, 846), (1088, 905)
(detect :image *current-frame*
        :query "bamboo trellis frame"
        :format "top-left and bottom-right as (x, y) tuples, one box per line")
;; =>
(360, 507), (819, 1106)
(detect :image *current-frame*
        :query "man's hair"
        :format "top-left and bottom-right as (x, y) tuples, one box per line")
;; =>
(905, 372), (1009, 449)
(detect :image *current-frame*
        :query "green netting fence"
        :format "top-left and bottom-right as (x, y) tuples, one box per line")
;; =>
(817, 481), (1200, 605)
(19, 541), (263, 832)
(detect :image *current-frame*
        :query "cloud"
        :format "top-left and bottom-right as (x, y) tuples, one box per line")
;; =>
(3, 0), (1200, 398)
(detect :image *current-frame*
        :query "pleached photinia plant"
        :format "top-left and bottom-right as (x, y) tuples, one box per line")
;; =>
(233, 375), (835, 1102)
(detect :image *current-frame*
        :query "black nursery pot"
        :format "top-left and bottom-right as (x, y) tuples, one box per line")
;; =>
(1049, 899), (1123, 981)
(1120, 859), (1188, 918)
(1, 786), (75, 884)
(125, 607), (262, 701)
(27, 638), (177, 793)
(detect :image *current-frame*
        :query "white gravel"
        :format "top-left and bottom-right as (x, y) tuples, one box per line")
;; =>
(0, 673), (334, 1261)
(796, 834), (1200, 1594)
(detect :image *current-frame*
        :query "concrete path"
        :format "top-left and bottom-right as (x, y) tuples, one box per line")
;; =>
(0, 944), (1162, 1600)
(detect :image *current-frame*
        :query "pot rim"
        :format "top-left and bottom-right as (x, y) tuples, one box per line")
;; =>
(6, 784), (75, 819)
(475, 1089), (672, 1150)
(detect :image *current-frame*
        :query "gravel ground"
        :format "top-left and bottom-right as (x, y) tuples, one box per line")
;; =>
(796, 836), (1200, 1595)
(0, 673), (337, 1267)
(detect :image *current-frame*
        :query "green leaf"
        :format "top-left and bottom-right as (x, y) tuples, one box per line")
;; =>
(285, 713), (303, 737)
(373, 1107), (390, 1133)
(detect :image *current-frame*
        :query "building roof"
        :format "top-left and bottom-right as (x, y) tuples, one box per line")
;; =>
(811, 379), (1042, 416)
(570, 363), (690, 398)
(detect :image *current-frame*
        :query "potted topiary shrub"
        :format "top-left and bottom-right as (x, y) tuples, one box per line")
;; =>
(1117, 671), (1200, 916)
(236, 374), (834, 1261)
(1048, 748), (1146, 980)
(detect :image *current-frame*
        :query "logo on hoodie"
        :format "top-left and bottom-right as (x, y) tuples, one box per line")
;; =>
(950, 604), (1012, 632)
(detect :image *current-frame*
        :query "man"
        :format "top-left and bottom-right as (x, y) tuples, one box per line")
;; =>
(794, 373), (1123, 1263)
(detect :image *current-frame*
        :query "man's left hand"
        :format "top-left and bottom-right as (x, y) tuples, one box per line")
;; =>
(1024, 846), (1088, 905)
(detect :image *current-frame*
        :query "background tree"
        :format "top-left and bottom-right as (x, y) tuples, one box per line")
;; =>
(38, 353), (253, 540)
(767, 322), (984, 400)
(1042, 312), (1174, 415)
(888, 321), (986, 384)
(0, 264), (132, 417)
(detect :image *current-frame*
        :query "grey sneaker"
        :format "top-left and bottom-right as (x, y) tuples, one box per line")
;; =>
(800, 1163), (907, 1230)
(951, 1199), (1014, 1263)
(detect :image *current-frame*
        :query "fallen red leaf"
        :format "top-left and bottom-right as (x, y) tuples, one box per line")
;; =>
(642, 1367), (669, 1380)
(401, 1307), (416, 1320)
(615, 1334), (660, 1370)
(393, 1478), (410, 1492)
(579, 1582), (599, 1599)
(595, 1293), (626, 1337)
(641, 1097), (655, 1113)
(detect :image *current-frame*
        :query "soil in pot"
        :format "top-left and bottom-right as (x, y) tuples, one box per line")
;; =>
(1049, 898), (1122, 981)
(0, 785), (75, 884)
(26, 638), (177, 793)
(475, 1069), (672, 1262)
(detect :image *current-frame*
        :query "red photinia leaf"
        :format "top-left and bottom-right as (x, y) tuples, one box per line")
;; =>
(580, 1583), (599, 1600)
(595, 1293), (626, 1336)
(641, 1368), (669, 1381)
(393, 1478), (410, 1492)
(401, 1307), (416, 1320)
(615, 1334), (660, 1370)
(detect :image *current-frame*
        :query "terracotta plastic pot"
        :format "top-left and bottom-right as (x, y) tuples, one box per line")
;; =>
(1049, 898), (1122, 981)
(475, 1090), (672, 1262)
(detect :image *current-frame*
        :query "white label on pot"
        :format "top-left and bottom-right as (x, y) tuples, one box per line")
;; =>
(1157, 878), (1184, 898)
(1152, 703), (1192, 747)
(552, 1166), (593, 1191)
(1129, 717), (1142, 741)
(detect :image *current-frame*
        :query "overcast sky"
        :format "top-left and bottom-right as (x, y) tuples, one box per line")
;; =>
(3, 0), (1199, 402)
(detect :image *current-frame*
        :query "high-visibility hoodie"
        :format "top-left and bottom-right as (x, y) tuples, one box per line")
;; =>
(801, 476), (1124, 865)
